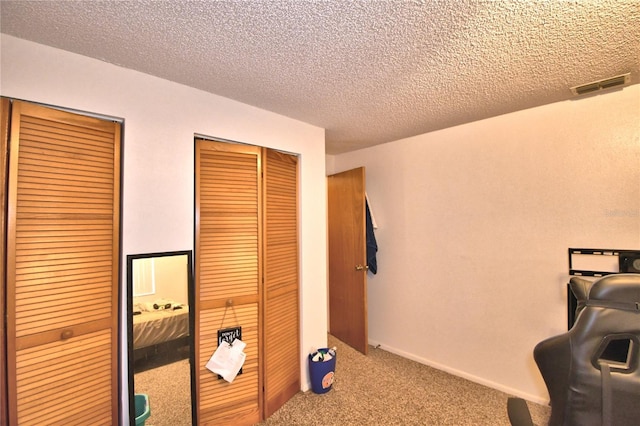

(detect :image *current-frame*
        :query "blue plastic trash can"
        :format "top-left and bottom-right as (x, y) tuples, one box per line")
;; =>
(308, 348), (336, 394)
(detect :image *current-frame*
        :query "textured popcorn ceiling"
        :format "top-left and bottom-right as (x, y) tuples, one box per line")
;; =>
(1, 0), (638, 154)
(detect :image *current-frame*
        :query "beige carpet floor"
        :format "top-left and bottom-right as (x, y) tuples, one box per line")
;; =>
(134, 335), (550, 425)
(260, 334), (550, 425)
(134, 351), (192, 425)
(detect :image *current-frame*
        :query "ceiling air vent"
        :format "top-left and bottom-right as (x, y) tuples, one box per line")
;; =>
(571, 73), (630, 96)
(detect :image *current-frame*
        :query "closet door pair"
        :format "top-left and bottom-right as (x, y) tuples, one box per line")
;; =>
(194, 139), (299, 425)
(1, 99), (121, 425)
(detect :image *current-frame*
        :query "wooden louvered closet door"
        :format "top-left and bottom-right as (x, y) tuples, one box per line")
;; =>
(195, 140), (263, 425)
(1, 97), (10, 426)
(195, 140), (299, 425)
(262, 149), (299, 417)
(4, 100), (121, 425)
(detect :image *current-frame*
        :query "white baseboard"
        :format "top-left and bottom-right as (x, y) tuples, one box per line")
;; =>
(368, 338), (550, 406)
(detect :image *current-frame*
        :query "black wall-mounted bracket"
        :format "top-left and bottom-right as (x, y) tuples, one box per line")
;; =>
(567, 247), (640, 329)
(568, 248), (640, 277)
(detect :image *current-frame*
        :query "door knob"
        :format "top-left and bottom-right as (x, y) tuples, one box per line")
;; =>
(355, 264), (368, 271)
(60, 329), (74, 340)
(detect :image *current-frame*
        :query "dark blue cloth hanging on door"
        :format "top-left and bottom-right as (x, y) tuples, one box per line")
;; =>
(365, 199), (378, 274)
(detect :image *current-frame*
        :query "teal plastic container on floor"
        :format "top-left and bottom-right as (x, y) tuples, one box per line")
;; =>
(135, 394), (151, 426)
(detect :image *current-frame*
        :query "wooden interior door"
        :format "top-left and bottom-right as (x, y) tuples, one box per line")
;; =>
(5, 100), (121, 425)
(328, 167), (368, 354)
(195, 140), (263, 425)
(262, 148), (299, 417)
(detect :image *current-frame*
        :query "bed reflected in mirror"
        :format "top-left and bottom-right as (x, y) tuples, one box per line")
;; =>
(127, 251), (195, 426)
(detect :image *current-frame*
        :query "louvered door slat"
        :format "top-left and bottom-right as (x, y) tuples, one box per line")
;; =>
(263, 148), (300, 418)
(20, 115), (115, 155)
(18, 128), (115, 159)
(15, 329), (112, 426)
(6, 101), (120, 425)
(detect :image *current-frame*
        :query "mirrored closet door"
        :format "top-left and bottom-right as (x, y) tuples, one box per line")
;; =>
(127, 251), (195, 425)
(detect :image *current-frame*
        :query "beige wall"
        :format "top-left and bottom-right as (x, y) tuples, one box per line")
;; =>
(328, 84), (640, 403)
(1, 34), (328, 422)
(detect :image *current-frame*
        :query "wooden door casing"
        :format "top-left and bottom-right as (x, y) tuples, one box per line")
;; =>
(328, 167), (369, 354)
(5, 100), (121, 425)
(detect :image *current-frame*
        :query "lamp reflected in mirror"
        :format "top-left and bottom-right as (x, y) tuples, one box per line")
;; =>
(127, 251), (195, 426)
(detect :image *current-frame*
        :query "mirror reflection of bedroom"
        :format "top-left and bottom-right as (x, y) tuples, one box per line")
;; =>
(128, 251), (195, 426)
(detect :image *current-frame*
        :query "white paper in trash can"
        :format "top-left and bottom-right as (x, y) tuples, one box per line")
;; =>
(206, 338), (246, 383)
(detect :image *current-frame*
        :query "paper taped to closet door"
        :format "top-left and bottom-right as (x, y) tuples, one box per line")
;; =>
(206, 338), (247, 383)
